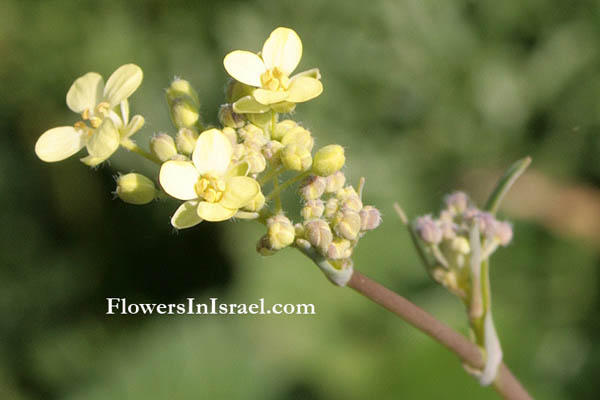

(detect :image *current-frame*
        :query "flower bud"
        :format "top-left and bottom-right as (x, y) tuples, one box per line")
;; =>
(359, 206), (381, 231)
(218, 104), (245, 128)
(304, 219), (333, 253)
(116, 173), (156, 205)
(495, 221), (513, 246)
(299, 175), (326, 200)
(333, 209), (362, 240)
(281, 144), (312, 171)
(281, 126), (314, 151)
(267, 215), (295, 250)
(239, 124), (267, 150)
(451, 237), (470, 254)
(325, 171), (346, 193)
(312, 145), (345, 177)
(439, 220), (456, 240)
(445, 191), (469, 215)
(262, 140), (284, 162)
(324, 198), (339, 219)
(415, 215), (442, 244)
(175, 128), (198, 156)
(244, 151), (267, 174)
(167, 79), (201, 130)
(226, 80), (253, 103)
(271, 119), (297, 141)
(150, 133), (177, 162)
(301, 199), (325, 220)
(244, 192), (265, 212)
(327, 238), (352, 260)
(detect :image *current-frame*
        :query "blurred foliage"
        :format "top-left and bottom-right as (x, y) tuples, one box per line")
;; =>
(1, 0), (599, 399)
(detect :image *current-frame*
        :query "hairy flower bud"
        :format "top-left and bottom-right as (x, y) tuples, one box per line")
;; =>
(324, 198), (339, 219)
(415, 215), (442, 244)
(333, 209), (362, 240)
(116, 173), (156, 205)
(327, 238), (352, 260)
(221, 127), (238, 146)
(359, 206), (381, 231)
(262, 140), (284, 162)
(325, 171), (346, 193)
(299, 175), (326, 200)
(267, 215), (295, 250)
(281, 144), (312, 171)
(301, 199), (325, 220)
(272, 119), (297, 141)
(304, 219), (333, 253)
(312, 145), (345, 177)
(150, 133), (177, 162)
(495, 221), (513, 246)
(445, 191), (469, 215)
(175, 128), (198, 156)
(244, 151), (267, 174)
(218, 104), (245, 128)
(281, 126), (314, 151)
(167, 79), (201, 130)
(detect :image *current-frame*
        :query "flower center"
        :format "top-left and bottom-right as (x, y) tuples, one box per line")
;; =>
(260, 67), (290, 91)
(194, 175), (226, 203)
(76, 102), (112, 130)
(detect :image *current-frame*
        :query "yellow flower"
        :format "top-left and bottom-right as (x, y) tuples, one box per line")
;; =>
(159, 129), (261, 228)
(35, 64), (144, 166)
(223, 27), (323, 114)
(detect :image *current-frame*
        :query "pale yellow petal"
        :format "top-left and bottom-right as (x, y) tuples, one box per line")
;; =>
(270, 101), (296, 113)
(261, 27), (302, 75)
(35, 126), (86, 162)
(80, 154), (106, 167)
(159, 160), (200, 201)
(287, 76), (323, 103)
(225, 161), (250, 179)
(197, 201), (237, 222)
(192, 129), (232, 176)
(223, 50), (266, 87)
(66, 72), (104, 114)
(103, 64), (143, 107)
(171, 200), (203, 229)
(252, 88), (289, 105)
(232, 95), (270, 114)
(86, 118), (120, 161)
(291, 68), (321, 80)
(221, 176), (260, 209)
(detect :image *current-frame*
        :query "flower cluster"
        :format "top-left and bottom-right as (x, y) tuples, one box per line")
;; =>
(413, 191), (512, 298)
(33, 27), (380, 285)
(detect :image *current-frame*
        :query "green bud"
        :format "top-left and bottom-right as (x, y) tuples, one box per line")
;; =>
(304, 219), (333, 253)
(281, 126), (314, 151)
(167, 79), (201, 130)
(272, 119), (297, 141)
(175, 128), (198, 156)
(218, 104), (245, 128)
(312, 145), (345, 177)
(116, 173), (156, 205)
(150, 133), (177, 162)
(226, 80), (253, 103)
(333, 209), (362, 240)
(267, 215), (295, 250)
(281, 144), (312, 171)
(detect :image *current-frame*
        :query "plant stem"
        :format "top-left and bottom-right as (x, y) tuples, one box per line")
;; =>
(265, 171), (310, 202)
(346, 270), (532, 400)
(120, 139), (161, 164)
(484, 156), (531, 214)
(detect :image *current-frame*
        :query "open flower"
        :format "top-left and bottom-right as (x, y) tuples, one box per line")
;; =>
(35, 64), (144, 166)
(159, 129), (261, 228)
(223, 27), (323, 114)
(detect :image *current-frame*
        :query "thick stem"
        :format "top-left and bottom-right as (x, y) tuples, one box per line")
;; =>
(120, 139), (161, 164)
(346, 270), (532, 400)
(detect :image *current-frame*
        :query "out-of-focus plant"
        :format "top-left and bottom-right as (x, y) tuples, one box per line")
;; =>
(34, 26), (532, 399)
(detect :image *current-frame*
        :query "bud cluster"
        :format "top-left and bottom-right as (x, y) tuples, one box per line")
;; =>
(413, 191), (513, 297)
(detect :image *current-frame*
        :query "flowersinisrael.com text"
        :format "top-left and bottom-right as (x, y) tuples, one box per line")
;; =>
(106, 298), (315, 315)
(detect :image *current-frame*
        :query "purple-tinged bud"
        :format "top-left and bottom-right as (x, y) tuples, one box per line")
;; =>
(415, 215), (443, 244)
(333, 209), (362, 240)
(304, 219), (333, 253)
(325, 171), (346, 193)
(299, 175), (326, 200)
(445, 191), (469, 215)
(495, 221), (513, 246)
(439, 220), (456, 240)
(324, 198), (339, 219)
(359, 206), (382, 231)
(327, 238), (352, 260)
(218, 104), (245, 128)
(262, 140), (284, 162)
(301, 199), (325, 220)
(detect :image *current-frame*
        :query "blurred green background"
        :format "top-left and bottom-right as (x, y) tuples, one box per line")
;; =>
(2, 0), (599, 398)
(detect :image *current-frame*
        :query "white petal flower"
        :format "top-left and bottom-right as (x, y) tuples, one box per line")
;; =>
(159, 160), (200, 201)
(192, 129), (232, 177)
(35, 126), (87, 162)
